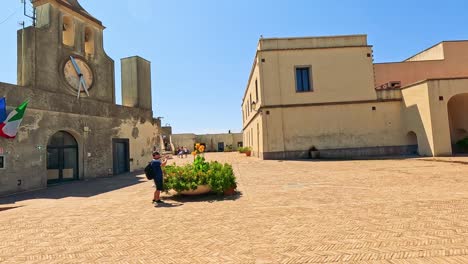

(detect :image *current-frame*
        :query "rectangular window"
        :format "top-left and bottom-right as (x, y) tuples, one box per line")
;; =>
(295, 67), (312, 92)
(249, 94), (252, 112)
(255, 79), (259, 101)
(246, 104), (248, 117)
(0, 156), (4, 169)
(246, 102), (248, 117)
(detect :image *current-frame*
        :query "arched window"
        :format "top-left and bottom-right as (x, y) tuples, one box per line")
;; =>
(62, 16), (75, 46)
(84, 26), (95, 55)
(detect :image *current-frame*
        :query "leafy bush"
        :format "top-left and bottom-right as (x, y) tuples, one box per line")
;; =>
(163, 143), (237, 194)
(163, 161), (236, 194)
(224, 145), (234, 152)
(206, 162), (236, 193)
(456, 137), (468, 148)
(163, 164), (208, 192)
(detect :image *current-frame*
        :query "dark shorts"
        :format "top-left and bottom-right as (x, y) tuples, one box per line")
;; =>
(153, 176), (164, 191)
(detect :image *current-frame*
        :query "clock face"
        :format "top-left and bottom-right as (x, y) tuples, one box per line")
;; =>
(63, 57), (94, 92)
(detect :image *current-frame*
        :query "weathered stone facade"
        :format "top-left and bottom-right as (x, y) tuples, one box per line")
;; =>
(0, 0), (160, 196)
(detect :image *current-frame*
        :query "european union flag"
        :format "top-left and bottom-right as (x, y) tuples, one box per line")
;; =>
(0, 97), (6, 123)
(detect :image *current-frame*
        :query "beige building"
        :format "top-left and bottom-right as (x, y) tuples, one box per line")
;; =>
(0, 0), (161, 196)
(171, 133), (243, 153)
(242, 35), (468, 159)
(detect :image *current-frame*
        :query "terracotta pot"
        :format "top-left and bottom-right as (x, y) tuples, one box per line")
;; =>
(223, 187), (236, 196)
(245, 151), (251, 157)
(179, 184), (211, 195)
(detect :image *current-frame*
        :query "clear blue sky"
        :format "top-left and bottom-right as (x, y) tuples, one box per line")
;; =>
(0, 0), (467, 134)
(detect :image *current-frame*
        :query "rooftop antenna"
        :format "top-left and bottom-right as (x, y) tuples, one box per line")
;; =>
(21, 0), (36, 26)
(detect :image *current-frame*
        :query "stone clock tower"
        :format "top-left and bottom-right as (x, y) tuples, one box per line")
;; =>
(18, 0), (115, 103)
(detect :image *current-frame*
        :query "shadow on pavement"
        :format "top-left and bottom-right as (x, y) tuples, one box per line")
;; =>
(288, 155), (421, 163)
(155, 202), (184, 208)
(165, 191), (243, 204)
(0, 206), (23, 212)
(0, 171), (147, 205)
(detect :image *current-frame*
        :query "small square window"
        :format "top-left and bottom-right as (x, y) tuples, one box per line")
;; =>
(295, 67), (312, 92)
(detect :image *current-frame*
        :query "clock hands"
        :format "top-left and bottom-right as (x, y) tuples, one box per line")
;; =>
(79, 73), (89, 96)
(69, 56), (90, 98)
(69, 56), (82, 99)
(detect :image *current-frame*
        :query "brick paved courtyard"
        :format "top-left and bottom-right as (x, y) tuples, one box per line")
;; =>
(1, 153), (468, 263)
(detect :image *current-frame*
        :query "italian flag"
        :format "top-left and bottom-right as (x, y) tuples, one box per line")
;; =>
(0, 100), (29, 139)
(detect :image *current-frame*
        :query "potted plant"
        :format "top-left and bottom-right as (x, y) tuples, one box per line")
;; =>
(244, 147), (252, 157)
(237, 146), (245, 153)
(309, 146), (320, 159)
(206, 162), (237, 195)
(163, 143), (237, 196)
(456, 137), (468, 153)
(163, 163), (211, 195)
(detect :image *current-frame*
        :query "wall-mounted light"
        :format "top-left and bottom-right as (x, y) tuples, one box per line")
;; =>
(251, 101), (257, 111)
(251, 101), (263, 114)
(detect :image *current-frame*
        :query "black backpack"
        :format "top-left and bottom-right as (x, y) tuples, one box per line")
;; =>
(144, 162), (154, 180)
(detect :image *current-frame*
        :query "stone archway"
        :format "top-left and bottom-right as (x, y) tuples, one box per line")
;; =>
(406, 131), (419, 155)
(47, 131), (79, 184)
(448, 93), (468, 154)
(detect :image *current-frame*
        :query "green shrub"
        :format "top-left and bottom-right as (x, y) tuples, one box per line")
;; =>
(163, 159), (236, 194)
(456, 137), (468, 148)
(224, 145), (234, 152)
(206, 162), (236, 194)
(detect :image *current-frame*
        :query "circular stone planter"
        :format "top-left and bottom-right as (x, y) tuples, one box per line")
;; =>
(179, 184), (211, 195)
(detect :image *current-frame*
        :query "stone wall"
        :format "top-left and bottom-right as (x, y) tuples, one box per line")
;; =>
(0, 82), (159, 196)
(171, 133), (243, 153)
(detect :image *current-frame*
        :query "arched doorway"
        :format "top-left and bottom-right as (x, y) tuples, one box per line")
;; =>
(406, 131), (419, 155)
(448, 94), (468, 154)
(47, 131), (79, 184)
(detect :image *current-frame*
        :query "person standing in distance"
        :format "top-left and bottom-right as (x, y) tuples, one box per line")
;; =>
(151, 151), (167, 204)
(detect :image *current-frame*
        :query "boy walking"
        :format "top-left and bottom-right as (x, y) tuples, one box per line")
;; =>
(151, 151), (167, 204)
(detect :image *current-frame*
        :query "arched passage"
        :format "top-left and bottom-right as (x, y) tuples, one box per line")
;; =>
(84, 26), (94, 56)
(448, 93), (468, 154)
(62, 16), (75, 46)
(47, 131), (79, 184)
(406, 131), (419, 155)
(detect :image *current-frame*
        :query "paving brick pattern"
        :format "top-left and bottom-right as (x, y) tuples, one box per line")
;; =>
(1, 153), (468, 263)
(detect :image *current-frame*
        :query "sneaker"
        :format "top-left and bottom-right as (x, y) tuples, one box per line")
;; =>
(156, 200), (164, 204)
